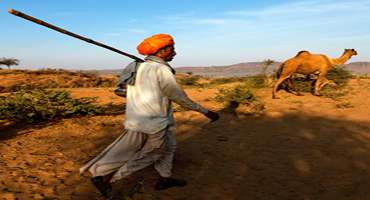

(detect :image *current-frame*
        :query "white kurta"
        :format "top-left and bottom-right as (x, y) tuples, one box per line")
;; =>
(80, 57), (209, 181)
(123, 60), (209, 134)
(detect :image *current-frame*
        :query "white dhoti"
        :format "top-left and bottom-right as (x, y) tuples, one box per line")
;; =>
(79, 128), (177, 183)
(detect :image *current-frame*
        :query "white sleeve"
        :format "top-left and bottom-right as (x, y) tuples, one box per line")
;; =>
(157, 67), (209, 114)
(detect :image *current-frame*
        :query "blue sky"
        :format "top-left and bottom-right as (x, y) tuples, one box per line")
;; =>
(1, 0), (369, 70)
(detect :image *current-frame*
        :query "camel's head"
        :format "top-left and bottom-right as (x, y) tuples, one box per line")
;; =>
(344, 49), (357, 57)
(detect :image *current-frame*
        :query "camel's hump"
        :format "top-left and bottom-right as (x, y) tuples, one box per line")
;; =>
(295, 50), (310, 56)
(298, 50), (309, 54)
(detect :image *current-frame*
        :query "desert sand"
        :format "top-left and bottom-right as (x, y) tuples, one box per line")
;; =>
(1, 78), (370, 200)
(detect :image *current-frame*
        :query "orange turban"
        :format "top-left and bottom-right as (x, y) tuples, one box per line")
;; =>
(137, 34), (175, 56)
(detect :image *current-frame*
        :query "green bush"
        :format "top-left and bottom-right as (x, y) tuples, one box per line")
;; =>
(286, 76), (313, 93)
(178, 76), (201, 86)
(325, 66), (353, 87)
(0, 89), (103, 122)
(209, 74), (269, 88)
(210, 76), (249, 85)
(281, 66), (353, 96)
(247, 74), (269, 88)
(214, 84), (265, 113)
(214, 84), (258, 105)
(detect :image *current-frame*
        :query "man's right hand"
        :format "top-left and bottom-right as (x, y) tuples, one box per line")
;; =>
(205, 111), (220, 122)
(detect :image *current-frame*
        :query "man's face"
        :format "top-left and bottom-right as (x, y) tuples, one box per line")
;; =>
(160, 45), (176, 62)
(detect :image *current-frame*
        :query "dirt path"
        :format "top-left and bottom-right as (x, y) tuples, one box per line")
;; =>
(1, 79), (370, 200)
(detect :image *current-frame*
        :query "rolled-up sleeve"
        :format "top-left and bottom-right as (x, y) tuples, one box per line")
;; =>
(157, 67), (209, 114)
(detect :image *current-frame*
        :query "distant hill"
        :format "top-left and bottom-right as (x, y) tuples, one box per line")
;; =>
(174, 62), (282, 76)
(87, 61), (370, 76)
(175, 62), (370, 76)
(345, 62), (370, 74)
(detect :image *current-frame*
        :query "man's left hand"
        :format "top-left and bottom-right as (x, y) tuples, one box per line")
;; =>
(205, 111), (220, 122)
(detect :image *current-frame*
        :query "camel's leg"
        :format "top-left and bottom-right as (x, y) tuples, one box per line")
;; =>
(304, 74), (311, 81)
(314, 73), (327, 96)
(272, 77), (288, 99)
(318, 77), (330, 90)
(272, 62), (297, 99)
(288, 76), (304, 96)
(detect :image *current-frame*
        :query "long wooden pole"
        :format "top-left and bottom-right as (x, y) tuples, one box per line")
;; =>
(8, 9), (144, 62)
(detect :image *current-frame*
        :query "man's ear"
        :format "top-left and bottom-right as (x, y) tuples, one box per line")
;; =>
(159, 47), (168, 53)
(154, 49), (163, 56)
(157, 49), (164, 56)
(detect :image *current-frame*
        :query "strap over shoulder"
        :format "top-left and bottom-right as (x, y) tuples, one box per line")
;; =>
(117, 61), (142, 86)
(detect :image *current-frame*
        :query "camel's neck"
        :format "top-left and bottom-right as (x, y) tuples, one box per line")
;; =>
(331, 53), (352, 66)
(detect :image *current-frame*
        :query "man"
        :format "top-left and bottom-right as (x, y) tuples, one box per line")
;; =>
(80, 34), (219, 199)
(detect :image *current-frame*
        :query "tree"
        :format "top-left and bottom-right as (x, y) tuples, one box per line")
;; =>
(186, 71), (193, 76)
(0, 58), (20, 70)
(262, 59), (275, 76)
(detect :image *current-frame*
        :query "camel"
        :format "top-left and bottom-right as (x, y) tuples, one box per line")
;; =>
(272, 49), (357, 99)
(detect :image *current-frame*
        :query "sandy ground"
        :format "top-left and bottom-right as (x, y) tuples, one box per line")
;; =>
(1, 78), (370, 200)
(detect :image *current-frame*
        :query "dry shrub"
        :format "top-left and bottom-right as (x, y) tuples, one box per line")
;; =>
(0, 70), (119, 93)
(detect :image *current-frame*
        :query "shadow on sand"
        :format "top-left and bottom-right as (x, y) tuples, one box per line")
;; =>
(80, 109), (370, 199)
(168, 111), (370, 199)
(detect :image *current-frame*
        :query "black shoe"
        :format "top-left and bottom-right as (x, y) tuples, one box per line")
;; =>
(155, 178), (187, 190)
(91, 176), (115, 199)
